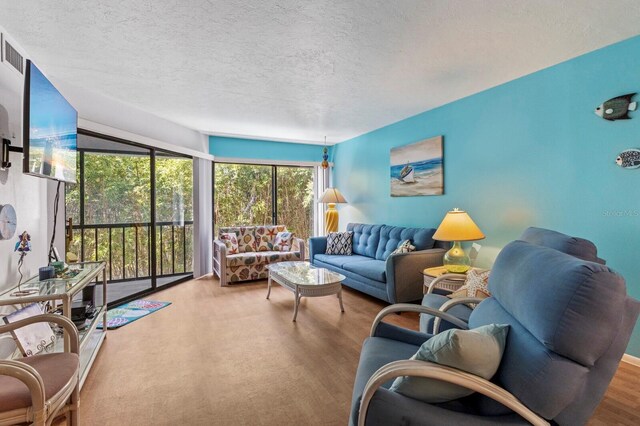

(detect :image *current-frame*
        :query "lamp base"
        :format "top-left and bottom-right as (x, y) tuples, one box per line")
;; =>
(325, 203), (339, 234)
(443, 241), (471, 273)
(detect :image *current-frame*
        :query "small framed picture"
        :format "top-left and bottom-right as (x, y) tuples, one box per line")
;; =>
(3, 303), (56, 356)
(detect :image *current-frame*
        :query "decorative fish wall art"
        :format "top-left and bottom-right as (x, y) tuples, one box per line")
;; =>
(595, 93), (637, 121)
(615, 149), (640, 169)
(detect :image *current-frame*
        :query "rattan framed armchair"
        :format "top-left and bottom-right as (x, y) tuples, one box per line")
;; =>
(0, 314), (80, 426)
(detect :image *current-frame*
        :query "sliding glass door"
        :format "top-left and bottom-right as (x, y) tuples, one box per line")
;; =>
(276, 166), (314, 250)
(213, 162), (316, 252)
(155, 153), (193, 287)
(65, 131), (193, 306)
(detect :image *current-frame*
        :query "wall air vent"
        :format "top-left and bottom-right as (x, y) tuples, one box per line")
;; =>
(4, 39), (23, 74)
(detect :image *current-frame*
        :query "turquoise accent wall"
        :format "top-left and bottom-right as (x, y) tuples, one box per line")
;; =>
(333, 35), (640, 356)
(210, 136), (332, 163)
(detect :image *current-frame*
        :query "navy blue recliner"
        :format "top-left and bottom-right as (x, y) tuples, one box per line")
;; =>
(419, 227), (607, 335)
(351, 238), (640, 426)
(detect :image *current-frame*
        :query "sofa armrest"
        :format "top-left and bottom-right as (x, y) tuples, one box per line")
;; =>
(385, 248), (446, 303)
(292, 237), (306, 260)
(0, 359), (46, 414)
(309, 236), (327, 263)
(371, 303), (469, 338)
(358, 360), (549, 426)
(213, 239), (228, 286)
(0, 313), (79, 355)
(431, 297), (485, 334)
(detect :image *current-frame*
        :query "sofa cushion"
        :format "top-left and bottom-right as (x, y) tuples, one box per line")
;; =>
(519, 227), (604, 264)
(376, 225), (436, 260)
(273, 231), (294, 251)
(347, 223), (383, 257)
(389, 324), (509, 403)
(255, 225), (287, 251)
(220, 232), (239, 254)
(260, 251), (302, 264)
(326, 231), (354, 255)
(350, 337), (420, 425)
(343, 259), (386, 283)
(392, 239), (416, 255)
(226, 253), (263, 267)
(314, 254), (371, 269)
(0, 352), (79, 412)
(219, 226), (256, 252)
(486, 240), (625, 367)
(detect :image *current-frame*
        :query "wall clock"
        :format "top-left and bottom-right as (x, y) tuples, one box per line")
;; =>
(0, 204), (17, 240)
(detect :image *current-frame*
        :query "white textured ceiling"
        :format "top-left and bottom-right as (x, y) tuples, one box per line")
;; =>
(1, 1), (640, 145)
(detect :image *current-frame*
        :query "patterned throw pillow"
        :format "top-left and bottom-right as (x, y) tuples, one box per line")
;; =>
(326, 231), (353, 255)
(220, 232), (239, 254)
(255, 225), (287, 251)
(273, 231), (294, 252)
(447, 269), (491, 307)
(392, 239), (416, 255)
(236, 227), (256, 252)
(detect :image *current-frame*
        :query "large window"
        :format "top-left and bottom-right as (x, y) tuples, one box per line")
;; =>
(214, 163), (316, 250)
(66, 131), (193, 305)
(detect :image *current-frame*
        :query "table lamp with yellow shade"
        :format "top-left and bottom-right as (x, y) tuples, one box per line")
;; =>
(432, 208), (485, 273)
(319, 187), (347, 233)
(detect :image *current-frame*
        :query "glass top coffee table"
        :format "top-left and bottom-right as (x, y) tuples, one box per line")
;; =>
(266, 261), (346, 322)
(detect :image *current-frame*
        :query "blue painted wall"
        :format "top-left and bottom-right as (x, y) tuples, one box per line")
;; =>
(333, 36), (640, 356)
(210, 136), (332, 163)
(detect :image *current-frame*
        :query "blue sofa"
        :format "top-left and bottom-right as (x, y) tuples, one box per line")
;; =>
(310, 223), (449, 304)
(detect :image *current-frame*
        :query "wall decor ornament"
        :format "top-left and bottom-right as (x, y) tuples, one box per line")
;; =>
(11, 230), (37, 297)
(321, 136), (329, 169)
(594, 93), (637, 121)
(616, 149), (640, 169)
(0, 203), (17, 240)
(390, 135), (443, 197)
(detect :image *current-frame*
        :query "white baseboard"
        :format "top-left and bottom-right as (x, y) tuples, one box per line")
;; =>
(622, 353), (640, 368)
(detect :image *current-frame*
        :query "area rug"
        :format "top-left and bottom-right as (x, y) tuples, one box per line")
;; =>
(97, 300), (171, 329)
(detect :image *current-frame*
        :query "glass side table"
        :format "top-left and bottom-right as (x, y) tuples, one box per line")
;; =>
(0, 261), (107, 389)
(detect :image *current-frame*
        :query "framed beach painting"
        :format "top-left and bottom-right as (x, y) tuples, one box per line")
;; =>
(390, 136), (443, 197)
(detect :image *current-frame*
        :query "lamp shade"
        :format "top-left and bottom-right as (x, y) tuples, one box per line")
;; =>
(432, 208), (485, 242)
(319, 187), (348, 204)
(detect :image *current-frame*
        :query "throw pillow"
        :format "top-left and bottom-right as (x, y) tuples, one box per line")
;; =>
(326, 231), (353, 255)
(390, 324), (509, 403)
(236, 227), (256, 252)
(447, 269), (491, 306)
(392, 239), (416, 255)
(220, 232), (239, 254)
(273, 231), (294, 252)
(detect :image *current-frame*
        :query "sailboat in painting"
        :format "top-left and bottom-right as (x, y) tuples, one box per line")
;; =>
(399, 163), (415, 183)
(390, 135), (444, 196)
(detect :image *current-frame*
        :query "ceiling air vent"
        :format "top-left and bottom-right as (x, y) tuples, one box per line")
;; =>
(4, 38), (23, 74)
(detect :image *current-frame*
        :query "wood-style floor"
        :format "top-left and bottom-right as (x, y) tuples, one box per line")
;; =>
(78, 276), (640, 425)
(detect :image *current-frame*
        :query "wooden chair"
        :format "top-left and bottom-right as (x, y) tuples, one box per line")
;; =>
(0, 314), (80, 426)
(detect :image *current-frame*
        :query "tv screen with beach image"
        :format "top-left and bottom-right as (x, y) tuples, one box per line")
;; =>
(390, 136), (443, 197)
(25, 61), (77, 183)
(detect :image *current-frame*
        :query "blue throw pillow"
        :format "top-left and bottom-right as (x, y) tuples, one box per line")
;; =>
(390, 324), (509, 403)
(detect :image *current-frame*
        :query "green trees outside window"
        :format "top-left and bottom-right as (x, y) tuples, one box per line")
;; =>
(214, 163), (315, 251)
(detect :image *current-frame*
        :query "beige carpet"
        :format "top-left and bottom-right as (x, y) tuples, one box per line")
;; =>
(79, 277), (415, 425)
(77, 276), (639, 425)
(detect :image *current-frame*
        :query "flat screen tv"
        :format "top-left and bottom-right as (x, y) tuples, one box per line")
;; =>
(23, 60), (77, 183)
